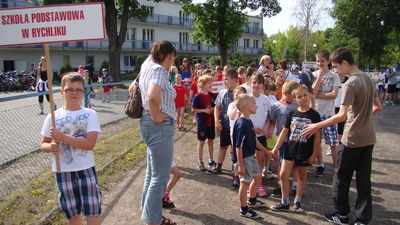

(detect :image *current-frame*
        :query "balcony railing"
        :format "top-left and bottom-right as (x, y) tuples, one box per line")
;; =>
(129, 13), (263, 35)
(130, 14), (193, 27)
(6, 40), (263, 55)
(244, 26), (264, 35)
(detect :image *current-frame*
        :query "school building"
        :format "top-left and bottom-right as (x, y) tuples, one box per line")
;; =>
(0, 0), (264, 74)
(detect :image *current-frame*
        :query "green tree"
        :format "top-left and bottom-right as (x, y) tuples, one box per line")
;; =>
(228, 52), (252, 68)
(184, 0), (281, 66)
(285, 26), (302, 63)
(332, 0), (399, 69)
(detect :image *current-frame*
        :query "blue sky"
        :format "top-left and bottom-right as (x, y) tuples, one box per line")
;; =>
(248, 0), (336, 36)
(192, 0), (336, 36)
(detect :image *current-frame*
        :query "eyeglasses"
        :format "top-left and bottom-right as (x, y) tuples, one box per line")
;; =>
(64, 88), (84, 94)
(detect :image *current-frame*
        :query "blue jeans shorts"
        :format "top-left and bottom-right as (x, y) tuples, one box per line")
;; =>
(239, 155), (260, 183)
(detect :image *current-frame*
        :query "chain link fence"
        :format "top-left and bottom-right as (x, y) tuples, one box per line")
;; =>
(0, 86), (130, 198)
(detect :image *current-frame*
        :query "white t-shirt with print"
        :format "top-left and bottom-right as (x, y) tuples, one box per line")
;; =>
(41, 107), (101, 172)
(313, 70), (341, 116)
(250, 94), (271, 137)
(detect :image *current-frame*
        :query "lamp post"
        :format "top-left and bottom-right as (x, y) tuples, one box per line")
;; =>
(272, 39), (277, 59)
(312, 43), (317, 61)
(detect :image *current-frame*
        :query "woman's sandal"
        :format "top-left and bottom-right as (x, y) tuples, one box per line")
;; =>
(161, 215), (176, 225)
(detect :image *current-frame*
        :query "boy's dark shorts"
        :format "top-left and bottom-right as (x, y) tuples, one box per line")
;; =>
(197, 126), (216, 141)
(55, 167), (102, 220)
(256, 136), (266, 151)
(279, 141), (289, 164)
(387, 84), (396, 94)
(220, 127), (231, 148)
(284, 149), (312, 167)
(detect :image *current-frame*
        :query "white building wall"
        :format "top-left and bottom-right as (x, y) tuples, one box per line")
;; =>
(1, 0), (264, 73)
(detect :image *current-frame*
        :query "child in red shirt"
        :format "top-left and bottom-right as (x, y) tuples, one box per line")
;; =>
(174, 74), (188, 131)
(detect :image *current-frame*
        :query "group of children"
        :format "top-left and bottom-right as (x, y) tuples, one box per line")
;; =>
(40, 47), (379, 224)
(167, 49), (349, 219)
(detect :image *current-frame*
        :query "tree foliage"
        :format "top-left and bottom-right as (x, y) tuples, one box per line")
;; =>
(332, 0), (399, 69)
(184, 0), (281, 66)
(228, 52), (252, 68)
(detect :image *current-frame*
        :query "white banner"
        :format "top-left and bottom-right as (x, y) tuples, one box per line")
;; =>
(0, 2), (105, 46)
(211, 81), (224, 94)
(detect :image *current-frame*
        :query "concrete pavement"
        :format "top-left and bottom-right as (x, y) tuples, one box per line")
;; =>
(100, 106), (400, 225)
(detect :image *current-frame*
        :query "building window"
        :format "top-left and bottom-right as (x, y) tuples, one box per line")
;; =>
(124, 56), (136, 67)
(126, 28), (136, 40)
(253, 40), (259, 48)
(244, 39), (250, 48)
(63, 55), (70, 67)
(245, 23), (250, 32)
(3, 60), (14, 72)
(253, 22), (259, 31)
(147, 6), (154, 17)
(76, 42), (84, 48)
(179, 11), (189, 25)
(86, 56), (94, 66)
(179, 32), (189, 50)
(1, 0), (7, 8)
(142, 29), (154, 49)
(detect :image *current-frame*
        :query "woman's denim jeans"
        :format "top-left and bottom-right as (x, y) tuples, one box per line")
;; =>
(139, 113), (175, 224)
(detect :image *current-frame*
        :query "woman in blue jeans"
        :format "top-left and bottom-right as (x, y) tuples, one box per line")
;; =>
(136, 41), (177, 225)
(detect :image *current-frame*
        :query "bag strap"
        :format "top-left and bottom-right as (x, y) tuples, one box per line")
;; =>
(135, 72), (141, 83)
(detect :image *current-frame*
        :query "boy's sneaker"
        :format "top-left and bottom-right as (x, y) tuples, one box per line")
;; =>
(197, 161), (206, 172)
(247, 199), (266, 208)
(315, 166), (325, 177)
(324, 212), (349, 225)
(257, 186), (268, 197)
(263, 168), (274, 179)
(352, 221), (366, 225)
(231, 179), (240, 190)
(270, 186), (281, 198)
(211, 166), (222, 174)
(240, 208), (261, 219)
(293, 201), (304, 213)
(208, 160), (217, 168)
(270, 203), (290, 211)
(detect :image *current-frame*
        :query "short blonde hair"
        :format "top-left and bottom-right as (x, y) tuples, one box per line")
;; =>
(61, 72), (84, 88)
(237, 66), (246, 74)
(259, 55), (271, 66)
(197, 75), (213, 89)
(175, 73), (182, 79)
(235, 94), (254, 111)
(282, 80), (300, 94)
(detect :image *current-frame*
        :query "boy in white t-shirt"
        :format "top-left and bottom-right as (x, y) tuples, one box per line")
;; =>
(312, 49), (341, 176)
(40, 73), (102, 225)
